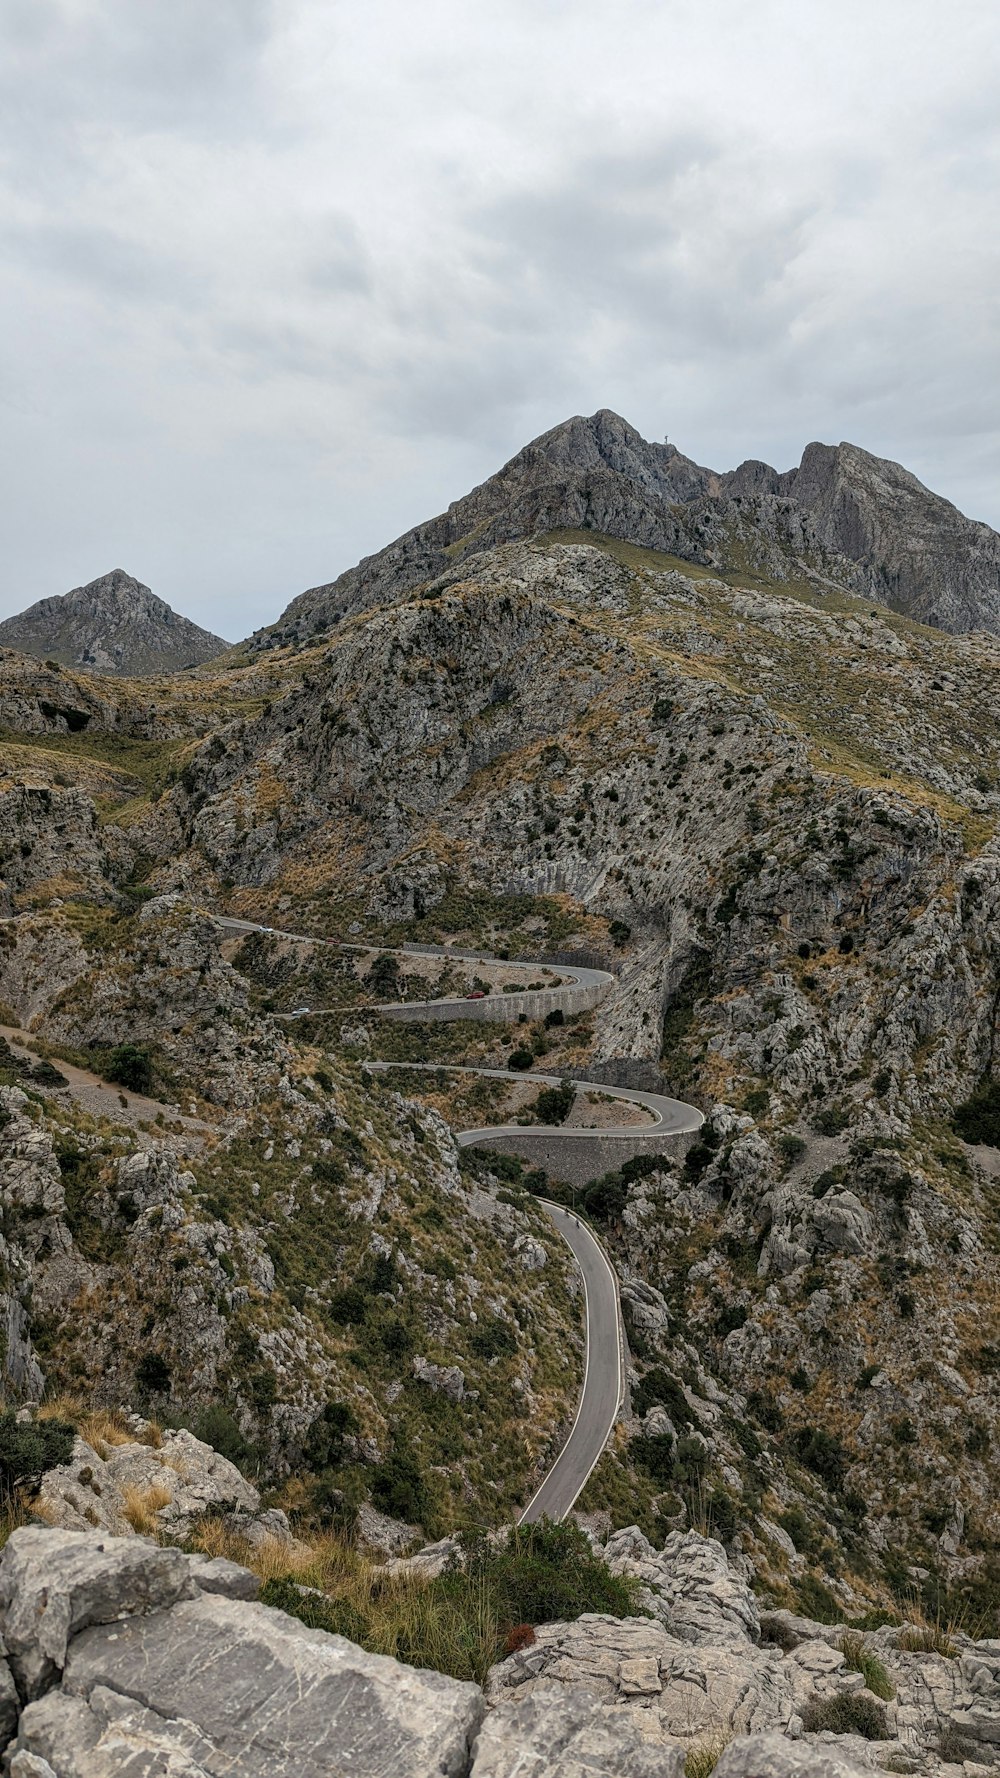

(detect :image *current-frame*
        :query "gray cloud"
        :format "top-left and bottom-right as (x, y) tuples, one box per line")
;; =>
(0, 0), (997, 634)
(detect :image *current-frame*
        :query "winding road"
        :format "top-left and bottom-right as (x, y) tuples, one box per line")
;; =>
(518, 1199), (624, 1523)
(212, 913), (703, 1520)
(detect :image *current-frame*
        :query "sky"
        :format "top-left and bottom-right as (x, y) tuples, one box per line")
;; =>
(1, 0), (998, 641)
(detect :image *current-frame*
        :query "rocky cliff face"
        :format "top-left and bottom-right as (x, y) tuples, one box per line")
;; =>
(260, 411), (1000, 646)
(0, 569), (228, 676)
(728, 440), (1000, 633)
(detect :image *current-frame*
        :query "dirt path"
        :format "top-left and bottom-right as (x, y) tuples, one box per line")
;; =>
(0, 1025), (212, 1151)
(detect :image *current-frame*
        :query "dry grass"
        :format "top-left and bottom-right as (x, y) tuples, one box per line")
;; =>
(120, 1480), (174, 1535)
(37, 1397), (162, 1460)
(896, 1624), (959, 1659)
(0, 1489), (44, 1546)
(191, 1519), (359, 1590)
(684, 1735), (732, 1778)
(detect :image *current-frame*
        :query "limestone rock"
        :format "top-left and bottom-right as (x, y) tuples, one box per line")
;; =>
(53, 1590), (484, 1777)
(0, 1527), (193, 1698)
(486, 1611), (794, 1747)
(470, 1683), (683, 1776)
(356, 1502), (422, 1555)
(413, 1355), (467, 1401)
(714, 1731), (872, 1777)
(37, 1428), (260, 1542)
(604, 1527), (761, 1647)
(187, 1556), (261, 1601)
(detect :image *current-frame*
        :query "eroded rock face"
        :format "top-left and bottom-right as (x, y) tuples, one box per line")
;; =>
(0, 1527), (193, 1699)
(37, 1427), (260, 1541)
(259, 410), (1000, 644)
(13, 1578), (484, 1778)
(486, 1612), (795, 1748)
(603, 1527), (761, 1647)
(470, 1683), (683, 1777)
(0, 1527), (998, 1777)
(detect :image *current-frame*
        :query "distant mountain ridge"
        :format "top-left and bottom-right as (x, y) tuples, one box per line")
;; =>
(260, 410), (1000, 647)
(0, 569), (228, 676)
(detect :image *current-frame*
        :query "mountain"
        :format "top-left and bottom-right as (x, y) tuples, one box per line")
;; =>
(0, 568), (228, 676)
(260, 410), (1000, 646)
(2, 439), (1000, 1698)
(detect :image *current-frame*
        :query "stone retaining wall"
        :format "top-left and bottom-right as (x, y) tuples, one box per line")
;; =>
(381, 981), (607, 1024)
(460, 1126), (694, 1186)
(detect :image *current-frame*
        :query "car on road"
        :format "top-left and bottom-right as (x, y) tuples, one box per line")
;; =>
(465, 990), (486, 999)
(290, 1005), (311, 1015)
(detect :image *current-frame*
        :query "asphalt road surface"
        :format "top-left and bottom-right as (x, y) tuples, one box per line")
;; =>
(518, 1200), (623, 1523)
(212, 916), (614, 1017)
(212, 913), (701, 1519)
(365, 1059), (703, 1141)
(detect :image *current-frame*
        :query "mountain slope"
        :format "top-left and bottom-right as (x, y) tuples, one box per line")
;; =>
(1, 514), (999, 1629)
(0, 569), (228, 676)
(261, 411), (1000, 647)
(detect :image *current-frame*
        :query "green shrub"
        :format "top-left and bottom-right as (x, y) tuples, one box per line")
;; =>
(840, 1631), (895, 1700)
(305, 1401), (358, 1470)
(714, 1302), (747, 1339)
(778, 1133), (807, 1164)
(801, 1693), (889, 1740)
(813, 1103), (851, 1137)
(0, 1410), (75, 1499)
(937, 1730), (979, 1765)
(135, 1352), (171, 1395)
(630, 1432), (677, 1486)
(531, 1080), (575, 1124)
(368, 954), (401, 997)
(632, 1367), (690, 1425)
(795, 1574), (842, 1624)
(581, 1173), (627, 1224)
(261, 1576), (370, 1643)
(104, 1044), (154, 1094)
(747, 1390), (783, 1431)
(183, 1406), (253, 1471)
(778, 1507), (817, 1555)
(461, 1518), (639, 1629)
(471, 1318), (517, 1360)
(370, 1442), (428, 1524)
(792, 1425), (848, 1490)
(684, 1125), (722, 1182)
(953, 1078), (1000, 1146)
(328, 1287), (367, 1326)
(507, 1048), (534, 1072)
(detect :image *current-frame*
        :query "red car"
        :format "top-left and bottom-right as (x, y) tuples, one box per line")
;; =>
(465, 990), (486, 999)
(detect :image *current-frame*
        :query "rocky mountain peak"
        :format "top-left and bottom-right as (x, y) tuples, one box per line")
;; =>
(0, 569), (228, 677)
(259, 410), (1000, 648)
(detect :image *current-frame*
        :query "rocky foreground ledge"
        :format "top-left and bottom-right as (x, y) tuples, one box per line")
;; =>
(0, 1526), (997, 1776)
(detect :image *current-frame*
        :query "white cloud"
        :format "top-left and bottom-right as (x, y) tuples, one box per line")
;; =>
(0, 0), (997, 634)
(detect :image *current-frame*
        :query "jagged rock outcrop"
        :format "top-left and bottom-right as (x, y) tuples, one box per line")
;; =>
(2, 1525), (995, 1776)
(730, 439), (1000, 633)
(0, 570), (227, 676)
(258, 410), (1000, 645)
(37, 1425), (262, 1542)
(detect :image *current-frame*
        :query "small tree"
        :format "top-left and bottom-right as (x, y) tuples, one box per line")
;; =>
(105, 1044), (154, 1094)
(0, 1410), (75, 1501)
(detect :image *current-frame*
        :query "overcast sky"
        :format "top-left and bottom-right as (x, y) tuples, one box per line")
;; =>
(1, 0), (998, 639)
